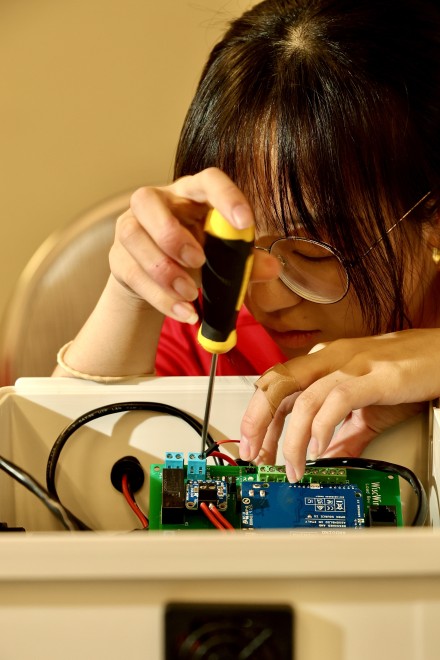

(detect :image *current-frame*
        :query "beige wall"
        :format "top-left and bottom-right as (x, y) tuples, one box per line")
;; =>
(0, 0), (255, 319)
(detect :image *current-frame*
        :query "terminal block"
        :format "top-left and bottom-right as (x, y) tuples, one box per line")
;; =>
(164, 452), (184, 470)
(187, 453), (206, 480)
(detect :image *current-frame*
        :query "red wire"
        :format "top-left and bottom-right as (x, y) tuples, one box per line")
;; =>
(210, 451), (238, 466)
(216, 439), (240, 445)
(122, 474), (149, 529)
(208, 503), (235, 530)
(200, 502), (225, 530)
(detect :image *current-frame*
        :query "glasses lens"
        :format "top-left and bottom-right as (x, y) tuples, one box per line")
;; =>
(271, 238), (349, 304)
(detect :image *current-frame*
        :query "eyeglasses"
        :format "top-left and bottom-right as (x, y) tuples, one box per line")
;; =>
(254, 190), (432, 304)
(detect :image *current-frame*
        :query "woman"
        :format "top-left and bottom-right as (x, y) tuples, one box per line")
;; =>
(54, 0), (440, 482)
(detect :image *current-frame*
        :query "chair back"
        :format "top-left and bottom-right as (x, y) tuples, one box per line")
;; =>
(0, 191), (131, 385)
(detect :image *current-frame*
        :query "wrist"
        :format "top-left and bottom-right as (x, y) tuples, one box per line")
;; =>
(107, 274), (157, 314)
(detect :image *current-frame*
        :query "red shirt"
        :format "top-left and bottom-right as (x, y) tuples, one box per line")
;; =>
(155, 306), (286, 376)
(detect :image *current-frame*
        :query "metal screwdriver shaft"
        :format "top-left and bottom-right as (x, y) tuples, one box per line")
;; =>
(200, 353), (218, 455)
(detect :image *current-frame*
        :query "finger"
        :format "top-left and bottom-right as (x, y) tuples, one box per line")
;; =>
(114, 212), (199, 301)
(321, 412), (378, 458)
(254, 431), (280, 466)
(307, 373), (382, 457)
(129, 188), (207, 270)
(254, 413), (287, 466)
(251, 348), (348, 415)
(109, 240), (199, 324)
(254, 363), (302, 416)
(324, 400), (426, 459)
(282, 372), (383, 478)
(255, 392), (300, 465)
(281, 387), (325, 481)
(171, 168), (254, 230)
(240, 388), (273, 461)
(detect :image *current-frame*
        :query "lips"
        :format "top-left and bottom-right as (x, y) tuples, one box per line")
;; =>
(264, 326), (321, 350)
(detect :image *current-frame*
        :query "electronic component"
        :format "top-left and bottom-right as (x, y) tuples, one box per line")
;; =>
(187, 453), (206, 479)
(257, 465), (287, 481)
(149, 457), (405, 531)
(367, 504), (398, 527)
(302, 466), (348, 484)
(240, 482), (365, 529)
(186, 480), (228, 510)
(164, 452), (184, 470)
(161, 468), (185, 525)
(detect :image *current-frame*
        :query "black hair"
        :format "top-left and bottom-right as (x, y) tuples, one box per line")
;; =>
(174, 0), (440, 333)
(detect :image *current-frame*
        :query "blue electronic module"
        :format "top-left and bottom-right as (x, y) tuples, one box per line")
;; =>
(240, 481), (364, 529)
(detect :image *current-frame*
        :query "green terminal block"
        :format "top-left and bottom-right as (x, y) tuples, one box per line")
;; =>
(256, 465), (287, 482)
(301, 466), (347, 484)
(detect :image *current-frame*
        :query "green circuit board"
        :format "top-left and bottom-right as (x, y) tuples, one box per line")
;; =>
(149, 458), (403, 531)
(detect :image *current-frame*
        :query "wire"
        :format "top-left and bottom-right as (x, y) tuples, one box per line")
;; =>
(204, 439), (240, 462)
(121, 474), (149, 529)
(200, 502), (224, 529)
(199, 502), (227, 530)
(46, 401), (217, 523)
(209, 451), (238, 466)
(208, 503), (235, 530)
(306, 457), (428, 527)
(0, 455), (79, 531)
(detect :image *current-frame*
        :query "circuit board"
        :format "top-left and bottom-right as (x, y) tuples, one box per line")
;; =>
(149, 454), (403, 530)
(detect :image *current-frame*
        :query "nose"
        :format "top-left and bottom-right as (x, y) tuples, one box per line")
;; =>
(247, 276), (304, 313)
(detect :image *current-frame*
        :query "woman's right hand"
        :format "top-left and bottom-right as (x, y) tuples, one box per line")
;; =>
(53, 167), (280, 380)
(109, 168), (269, 322)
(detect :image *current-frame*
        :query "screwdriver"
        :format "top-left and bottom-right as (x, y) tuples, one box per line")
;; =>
(197, 208), (255, 455)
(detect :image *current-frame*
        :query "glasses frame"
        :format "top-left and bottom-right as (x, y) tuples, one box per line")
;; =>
(255, 190), (432, 304)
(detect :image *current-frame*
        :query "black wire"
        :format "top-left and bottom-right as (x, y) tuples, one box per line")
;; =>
(46, 401), (217, 517)
(306, 457), (428, 527)
(0, 455), (79, 531)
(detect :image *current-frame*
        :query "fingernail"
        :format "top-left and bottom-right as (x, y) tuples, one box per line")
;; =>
(308, 437), (319, 461)
(285, 461), (298, 483)
(180, 244), (205, 268)
(172, 277), (198, 300)
(239, 436), (251, 461)
(231, 204), (253, 229)
(171, 302), (199, 324)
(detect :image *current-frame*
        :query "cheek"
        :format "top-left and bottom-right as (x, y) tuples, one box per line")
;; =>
(245, 279), (371, 338)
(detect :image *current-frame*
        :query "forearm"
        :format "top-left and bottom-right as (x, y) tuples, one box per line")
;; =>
(52, 274), (164, 378)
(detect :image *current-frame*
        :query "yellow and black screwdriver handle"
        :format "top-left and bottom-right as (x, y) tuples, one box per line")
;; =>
(197, 208), (255, 355)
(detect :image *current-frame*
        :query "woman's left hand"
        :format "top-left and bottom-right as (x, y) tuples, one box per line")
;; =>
(239, 329), (440, 482)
